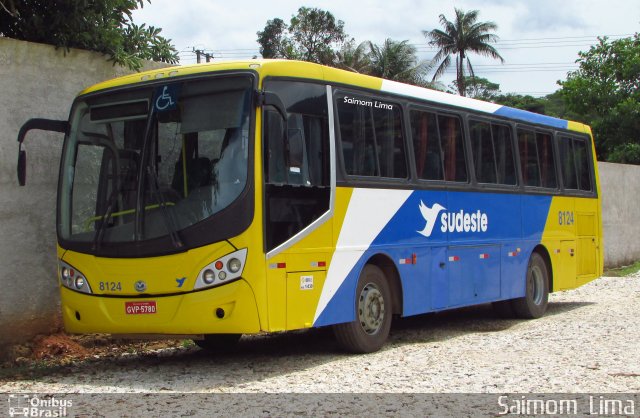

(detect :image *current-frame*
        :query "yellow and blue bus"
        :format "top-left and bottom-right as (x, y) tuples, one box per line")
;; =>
(17, 60), (602, 353)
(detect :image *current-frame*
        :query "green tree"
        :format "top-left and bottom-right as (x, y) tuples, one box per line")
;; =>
(336, 39), (371, 73)
(559, 34), (640, 163)
(257, 7), (346, 65)
(366, 39), (430, 86)
(451, 76), (500, 99)
(492, 93), (548, 114)
(0, 0), (178, 71)
(424, 8), (504, 96)
(256, 18), (291, 59)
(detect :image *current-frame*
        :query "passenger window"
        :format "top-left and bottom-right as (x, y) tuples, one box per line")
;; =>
(517, 129), (557, 189)
(574, 139), (592, 191)
(559, 136), (592, 192)
(263, 80), (330, 252)
(470, 120), (516, 185)
(410, 110), (467, 182)
(439, 114), (467, 182)
(518, 130), (540, 187)
(492, 124), (517, 185)
(537, 132), (557, 188)
(337, 94), (407, 178)
(470, 120), (496, 183)
(410, 110), (442, 180)
(559, 137), (577, 189)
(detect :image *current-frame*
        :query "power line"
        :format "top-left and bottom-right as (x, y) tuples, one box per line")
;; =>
(179, 34), (633, 61)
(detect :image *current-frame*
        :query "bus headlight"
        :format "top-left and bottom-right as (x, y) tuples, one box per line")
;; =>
(203, 269), (216, 284)
(58, 260), (93, 294)
(75, 277), (85, 289)
(228, 258), (242, 273)
(194, 248), (248, 290)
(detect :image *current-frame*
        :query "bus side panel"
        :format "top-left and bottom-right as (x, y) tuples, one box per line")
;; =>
(313, 189), (554, 327)
(516, 194), (554, 297)
(446, 191), (523, 306)
(313, 188), (414, 326)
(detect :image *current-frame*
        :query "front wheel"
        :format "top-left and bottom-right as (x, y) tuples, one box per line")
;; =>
(333, 264), (392, 353)
(512, 252), (549, 319)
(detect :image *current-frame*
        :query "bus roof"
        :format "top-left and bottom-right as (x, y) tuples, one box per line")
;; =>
(80, 59), (591, 135)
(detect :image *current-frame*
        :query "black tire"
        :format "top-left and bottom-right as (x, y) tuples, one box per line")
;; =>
(512, 252), (549, 319)
(193, 334), (241, 353)
(333, 264), (392, 354)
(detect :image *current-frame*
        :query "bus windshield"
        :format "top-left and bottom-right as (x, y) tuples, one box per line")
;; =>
(58, 76), (253, 252)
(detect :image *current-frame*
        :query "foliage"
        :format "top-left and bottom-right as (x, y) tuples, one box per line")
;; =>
(604, 259), (640, 277)
(0, 0), (178, 71)
(559, 34), (640, 163)
(256, 18), (291, 60)
(424, 8), (503, 96)
(366, 39), (430, 86)
(335, 39), (371, 73)
(257, 9), (431, 87)
(492, 93), (547, 114)
(607, 143), (640, 164)
(257, 7), (346, 65)
(451, 76), (500, 100)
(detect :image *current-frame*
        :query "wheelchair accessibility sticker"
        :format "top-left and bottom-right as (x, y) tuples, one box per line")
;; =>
(154, 85), (179, 111)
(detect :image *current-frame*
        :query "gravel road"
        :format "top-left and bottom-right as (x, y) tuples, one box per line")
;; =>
(1, 273), (638, 415)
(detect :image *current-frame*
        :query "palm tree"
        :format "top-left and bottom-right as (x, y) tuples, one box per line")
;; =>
(336, 39), (371, 74)
(367, 39), (430, 86)
(424, 8), (504, 96)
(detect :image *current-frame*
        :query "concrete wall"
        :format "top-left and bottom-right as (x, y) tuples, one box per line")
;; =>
(0, 38), (167, 349)
(0, 38), (638, 350)
(598, 161), (640, 268)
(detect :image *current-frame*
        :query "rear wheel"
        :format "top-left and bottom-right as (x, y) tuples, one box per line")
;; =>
(193, 334), (241, 353)
(512, 252), (549, 319)
(333, 264), (392, 353)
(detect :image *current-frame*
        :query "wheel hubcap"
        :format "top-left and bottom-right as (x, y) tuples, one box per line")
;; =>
(358, 283), (385, 335)
(530, 265), (544, 305)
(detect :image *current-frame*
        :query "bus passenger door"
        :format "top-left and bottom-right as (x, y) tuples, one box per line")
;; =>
(262, 81), (332, 331)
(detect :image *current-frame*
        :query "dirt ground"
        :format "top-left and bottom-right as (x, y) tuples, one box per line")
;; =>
(1, 333), (187, 374)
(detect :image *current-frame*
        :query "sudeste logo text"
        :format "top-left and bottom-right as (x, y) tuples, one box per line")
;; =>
(418, 200), (489, 237)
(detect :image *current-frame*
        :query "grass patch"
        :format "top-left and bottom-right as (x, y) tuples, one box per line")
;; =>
(604, 260), (640, 277)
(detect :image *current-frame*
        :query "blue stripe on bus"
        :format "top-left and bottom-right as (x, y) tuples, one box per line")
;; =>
(313, 191), (553, 327)
(494, 106), (568, 129)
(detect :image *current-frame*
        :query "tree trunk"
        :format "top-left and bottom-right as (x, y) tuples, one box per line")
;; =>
(458, 51), (466, 96)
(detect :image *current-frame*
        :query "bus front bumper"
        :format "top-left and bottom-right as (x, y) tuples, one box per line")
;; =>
(60, 279), (261, 335)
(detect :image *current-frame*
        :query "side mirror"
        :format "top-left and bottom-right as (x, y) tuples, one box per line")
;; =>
(17, 148), (26, 186)
(15, 118), (68, 186)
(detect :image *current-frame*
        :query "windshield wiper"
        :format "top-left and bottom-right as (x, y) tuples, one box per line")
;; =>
(145, 165), (184, 249)
(92, 185), (122, 251)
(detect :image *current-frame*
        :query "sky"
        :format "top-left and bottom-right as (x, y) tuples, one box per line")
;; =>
(132, 0), (639, 96)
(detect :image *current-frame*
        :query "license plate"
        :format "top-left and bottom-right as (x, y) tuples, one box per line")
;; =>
(125, 301), (157, 315)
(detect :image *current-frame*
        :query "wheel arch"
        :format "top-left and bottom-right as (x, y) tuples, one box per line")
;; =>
(365, 253), (403, 315)
(532, 244), (554, 292)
